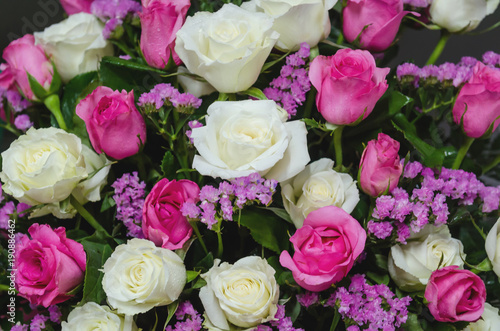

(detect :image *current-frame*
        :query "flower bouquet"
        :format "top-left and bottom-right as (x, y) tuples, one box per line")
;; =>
(1, 0), (500, 330)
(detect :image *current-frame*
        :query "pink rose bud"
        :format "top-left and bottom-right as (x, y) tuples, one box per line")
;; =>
(2, 34), (53, 100)
(139, 0), (190, 68)
(60, 0), (93, 15)
(425, 266), (486, 323)
(0, 63), (16, 91)
(309, 49), (389, 125)
(14, 224), (86, 307)
(142, 178), (200, 250)
(359, 133), (403, 197)
(280, 206), (366, 292)
(343, 0), (415, 52)
(76, 86), (147, 160)
(452, 62), (500, 138)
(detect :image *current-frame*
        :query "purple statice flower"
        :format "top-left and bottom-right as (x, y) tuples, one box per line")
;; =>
(138, 83), (202, 111)
(180, 201), (201, 219)
(438, 62), (457, 82)
(30, 314), (49, 331)
(0, 201), (15, 230)
(269, 305), (305, 331)
(48, 305), (62, 323)
(5, 89), (31, 112)
(453, 65), (473, 87)
(367, 220), (393, 240)
(165, 301), (203, 331)
(459, 56), (479, 67)
(199, 185), (220, 203)
(297, 292), (319, 308)
(410, 202), (429, 233)
(112, 172), (146, 238)
(91, 0), (141, 20)
(185, 120), (204, 143)
(119, 54), (132, 60)
(372, 195), (395, 220)
(396, 63), (420, 85)
(103, 18), (123, 39)
(431, 193), (449, 225)
(200, 201), (217, 229)
(483, 51), (500, 67)
(479, 186), (500, 213)
(420, 64), (439, 81)
(11, 324), (29, 331)
(14, 114), (33, 131)
(403, 161), (423, 179)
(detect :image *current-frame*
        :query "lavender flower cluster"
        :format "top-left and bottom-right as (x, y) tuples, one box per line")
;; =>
(112, 172), (146, 238)
(0, 183), (30, 230)
(165, 301), (203, 331)
(256, 305), (305, 331)
(328, 274), (411, 331)
(264, 43), (311, 118)
(91, 0), (142, 39)
(181, 173), (278, 230)
(397, 51), (500, 88)
(138, 83), (202, 111)
(368, 161), (500, 243)
(11, 305), (62, 331)
(0, 87), (33, 131)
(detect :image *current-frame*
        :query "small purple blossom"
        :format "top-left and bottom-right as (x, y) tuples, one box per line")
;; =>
(483, 51), (500, 67)
(11, 324), (29, 331)
(165, 301), (203, 331)
(48, 305), (62, 323)
(138, 83), (202, 111)
(112, 172), (146, 238)
(30, 314), (49, 331)
(269, 305), (305, 331)
(367, 220), (393, 240)
(91, 0), (141, 20)
(14, 114), (33, 131)
(297, 292), (319, 308)
(103, 18), (123, 39)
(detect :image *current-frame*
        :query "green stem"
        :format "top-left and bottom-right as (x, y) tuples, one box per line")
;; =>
(189, 221), (208, 255)
(483, 154), (500, 174)
(452, 136), (474, 169)
(44, 94), (67, 130)
(70, 195), (110, 236)
(426, 31), (451, 65)
(216, 219), (223, 258)
(302, 88), (316, 119)
(333, 126), (344, 169)
(0, 123), (20, 136)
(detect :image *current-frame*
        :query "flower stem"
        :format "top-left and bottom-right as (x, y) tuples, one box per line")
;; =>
(482, 154), (500, 174)
(70, 195), (110, 236)
(189, 220), (208, 255)
(452, 136), (475, 170)
(44, 94), (67, 131)
(333, 126), (344, 169)
(426, 31), (451, 65)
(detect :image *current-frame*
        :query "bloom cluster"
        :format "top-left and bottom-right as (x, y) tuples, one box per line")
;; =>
(138, 83), (202, 112)
(264, 43), (311, 117)
(91, 0), (142, 39)
(0, 183), (30, 229)
(368, 161), (500, 243)
(181, 173), (278, 229)
(112, 172), (146, 238)
(0, 87), (33, 131)
(255, 305), (305, 331)
(328, 274), (411, 330)
(165, 301), (203, 331)
(10, 305), (62, 331)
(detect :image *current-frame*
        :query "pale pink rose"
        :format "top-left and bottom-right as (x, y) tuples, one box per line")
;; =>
(2, 35), (53, 100)
(76, 86), (147, 160)
(453, 62), (500, 138)
(309, 49), (389, 125)
(359, 133), (402, 197)
(139, 0), (190, 68)
(343, 0), (415, 52)
(279, 206), (366, 292)
(425, 266), (486, 323)
(14, 223), (86, 307)
(60, 0), (93, 15)
(142, 178), (200, 250)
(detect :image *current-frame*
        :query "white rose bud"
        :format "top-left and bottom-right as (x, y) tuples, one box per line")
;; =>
(388, 225), (465, 291)
(102, 238), (186, 315)
(34, 13), (113, 82)
(242, 0), (336, 51)
(61, 302), (138, 331)
(191, 100), (310, 182)
(199, 256), (279, 330)
(281, 158), (359, 228)
(175, 3), (279, 93)
(485, 217), (500, 277)
(463, 303), (500, 331)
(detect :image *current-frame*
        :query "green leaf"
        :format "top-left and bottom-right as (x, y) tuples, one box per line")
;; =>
(263, 207), (293, 224)
(61, 71), (98, 130)
(101, 56), (166, 74)
(403, 313), (424, 331)
(48, 62), (62, 94)
(161, 151), (176, 179)
(163, 301), (179, 330)
(239, 208), (291, 254)
(187, 270), (201, 283)
(366, 271), (390, 285)
(387, 90), (413, 115)
(27, 72), (48, 100)
(239, 87), (268, 100)
(100, 192), (116, 213)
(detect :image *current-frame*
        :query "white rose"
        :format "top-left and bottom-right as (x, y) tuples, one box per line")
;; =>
(463, 303), (500, 331)
(34, 13), (113, 82)
(388, 225), (465, 291)
(429, 0), (499, 33)
(61, 302), (138, 331)
(281, 158), (359, 228)
(175, 3), (279, 93)
(241, 0), (336, 51)
(102, 238), (186, 315)
(485, 217), (500, 277)
(191, 100), (310, 182)
(177, 66), (216, 98)
(199, 256), (279, 330)
(0, 127), (88, 207)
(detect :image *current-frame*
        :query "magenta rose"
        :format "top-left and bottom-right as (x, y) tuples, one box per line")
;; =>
(0, 63), (16, 91)
(142, 178), (200, 250)
(343, 0), (415, 52)
(14, 223), (86, 307)
(76, 86), (147, 160)
(279, 206), (366, 292)
(425, 266), (486, 323)
(309, 49), (389, 125)
(140, 0), (190, 68)
(452, 62), (500, 138)
(60, 0), (93, 15)
(2, 34), (53, 100)
(359, 133), (402, 197)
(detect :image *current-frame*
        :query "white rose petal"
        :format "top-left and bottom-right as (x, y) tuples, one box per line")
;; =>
(463, 303), (500, 331)
(429, 0), (497, 32)
(61, 302), (138, 331)
(485, 217), (500, 277)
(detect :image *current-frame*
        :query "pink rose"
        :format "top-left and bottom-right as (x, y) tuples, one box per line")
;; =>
(140, 0), (190, 68)
(76, 86), (147, 160)
(425, 266), (486, 323)
(309, 49), (389, 125)
(2, 35), (53, 100)
(14, 223), (86, 307)
(359, 133), (403, 197)
(60, 0), (93, 15)
(0, 63), (16, 91)
(279, 206), (366, 292)
(452, 62), (500, 138)
(142, 178), (200, 250)
(343, 0), (415, 52)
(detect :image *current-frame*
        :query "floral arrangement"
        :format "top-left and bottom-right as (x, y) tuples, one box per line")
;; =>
(1, 0), (500, 330)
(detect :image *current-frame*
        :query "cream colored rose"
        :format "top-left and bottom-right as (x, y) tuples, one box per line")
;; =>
(190, 100), (309, 182)
(463, 303), (500, 331)
(175, 3), (279, 93)
(199, 256), (279, 330)
(281, 158), (359, 228)
(61, 302), (138, 331)
(102, 238), (186, 315)
(0, 127), (88, 207)
(177, 66), (216, 98)
(388, 225), (465, 291)
(241, 0), (336, 51)
(34, 13), (113, 82)
(485, 217), (500, 277)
